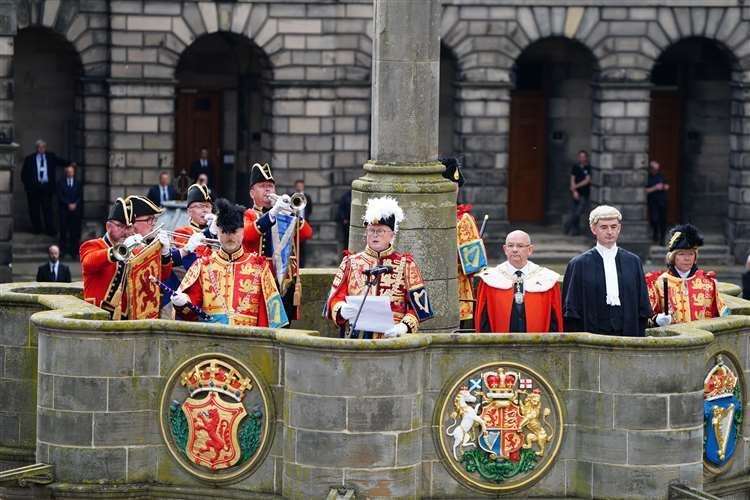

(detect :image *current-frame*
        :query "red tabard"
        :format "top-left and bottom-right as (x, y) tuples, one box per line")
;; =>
(474, 281), (563, 333)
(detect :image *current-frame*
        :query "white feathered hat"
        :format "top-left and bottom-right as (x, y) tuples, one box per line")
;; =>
(362, 196), (405, 232)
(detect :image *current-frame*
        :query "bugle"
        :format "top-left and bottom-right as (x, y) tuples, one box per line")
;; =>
(112, 225), (163, 262)
(266, 192), (307, 212)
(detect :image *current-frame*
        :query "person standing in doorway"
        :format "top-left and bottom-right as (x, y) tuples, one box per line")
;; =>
(36, 244), (71, 283)
(190, 147), (213, 188)
(645, 160), (670, 245)
(21, 139), (66, 235)
(56, 162), (83, 258)
(564, 150), (592, 236)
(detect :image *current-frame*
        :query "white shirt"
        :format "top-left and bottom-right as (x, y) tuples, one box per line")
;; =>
(49, 261), (58, 279)
(676, 268), (691, 280)
(501, 261), (530, 277)
(201, 159), (207, 168)
(161, 185), (168, 202)
(36, 154), (48, 183)
(67, 177), (73, 188)
(595, 243), (621, 306)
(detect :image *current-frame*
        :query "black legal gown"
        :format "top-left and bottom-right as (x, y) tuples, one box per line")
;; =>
(562, 248), (652, 337)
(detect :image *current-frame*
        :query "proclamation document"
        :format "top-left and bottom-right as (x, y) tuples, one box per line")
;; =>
(345, 295), (394, 332)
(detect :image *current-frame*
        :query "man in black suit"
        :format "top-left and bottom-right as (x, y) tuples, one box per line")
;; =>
(36, 245), (72, 283)
(189, 147), (213, 187)
(56, 162), (83, 258)
(22, 139), (66, 235)
(147, 171), (177, 207)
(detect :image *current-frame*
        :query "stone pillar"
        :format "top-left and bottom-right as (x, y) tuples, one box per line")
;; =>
(351, 0), (458, 332)
(0, 2), (15, 283)
(728, 81), (750, 262)
(592, 82), (650, 257)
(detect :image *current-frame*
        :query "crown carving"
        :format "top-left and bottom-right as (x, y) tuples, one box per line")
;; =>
(180, 358), (253, 402)
(704, 356), (738, 401)
(483, 368), (519, 399)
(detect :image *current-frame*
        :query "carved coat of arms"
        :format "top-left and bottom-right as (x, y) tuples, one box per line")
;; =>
(436, 362), (563, 494)
(704, 354), (743, 473)
(160, 355), (272, 482)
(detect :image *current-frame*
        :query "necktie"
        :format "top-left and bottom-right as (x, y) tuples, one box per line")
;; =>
(68, 178), (73, 188)
(38, 156), (46, 183)
(202, 159), (206, 168)
(51, 263), (56, 282)
(514, 270), (524, 305)
(162, 187), (167, 203)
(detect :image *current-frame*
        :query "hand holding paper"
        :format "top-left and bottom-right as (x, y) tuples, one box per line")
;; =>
(345, 295), (394, 333)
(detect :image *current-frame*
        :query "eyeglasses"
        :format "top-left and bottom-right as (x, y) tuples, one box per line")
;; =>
(505, 244), (531, 249)
(366, 228), (391, 237)
(134, 216), (155, 225)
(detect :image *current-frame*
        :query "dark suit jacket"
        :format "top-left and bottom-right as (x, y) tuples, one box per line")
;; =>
(56, 177), (83, 206)
(22, 152), (66, 194)
(147, 184), (177, 207)
(190, 160), (213, 185)
(36, 262), (72, 283)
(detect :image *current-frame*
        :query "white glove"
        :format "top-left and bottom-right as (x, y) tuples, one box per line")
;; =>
(170, 291), (190, 307)
(340, 303), (358, 321)
(269, 195), (292, 219)
(123, 234), (143, 248)
(185, 232), (205, 252)
(204, 213), (218, 237)
(655, 313), (672, 327)
(157, 230), (171, 256)
(384, 322), (408, 338)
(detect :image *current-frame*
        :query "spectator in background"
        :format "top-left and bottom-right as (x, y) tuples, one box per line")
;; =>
(336, 189), (352, 249)
(294, 179), (313, 267)
(190, 147), (213, 187)
(21, 139), (66, 235)
(563, 150), (592, 237)
(197, 173), (212, 196)
(36, 244), (71, 283)
(56, 162), (83, 258)
(645, 160), (670, 245)
(147, 171), (177, 207)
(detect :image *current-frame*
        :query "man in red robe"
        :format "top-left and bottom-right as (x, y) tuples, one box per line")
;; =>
(475, 230), (563, 333)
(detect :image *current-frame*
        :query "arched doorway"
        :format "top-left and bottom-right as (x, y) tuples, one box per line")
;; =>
(439, 44), (458, 158)
(175, 32), (271, 204)
(650, 38), (733, 227)
(508, 38), (596, 224)
(12, 27), (82, 231)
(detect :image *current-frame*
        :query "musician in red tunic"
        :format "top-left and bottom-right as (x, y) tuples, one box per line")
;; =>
(170, 183), (214, 270)
(171, 198), (288, 328)
(80, 198), (138, 318)
(324, 196), (433, 339)
(646, 224), (729, 326)
(475, 230), (563, 333)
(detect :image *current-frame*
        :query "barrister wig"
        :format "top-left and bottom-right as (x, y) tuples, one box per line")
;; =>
(666, 224), (704, 263)
(362, 196), (405, 232)
(589, 205), (622, 226)
(440, 156), (465, 187)
(215, 198), (245, 233)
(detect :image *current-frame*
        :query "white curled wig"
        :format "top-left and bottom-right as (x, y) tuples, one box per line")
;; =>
(362, 196), (405, 233)
(589, 205), (622, 226)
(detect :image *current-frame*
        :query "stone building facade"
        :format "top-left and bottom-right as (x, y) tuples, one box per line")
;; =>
(1, 0), (750, 275)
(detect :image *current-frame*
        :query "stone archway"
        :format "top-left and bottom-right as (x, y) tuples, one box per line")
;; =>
(12, 26), (83, 232)
(174, 32), (272, 205)
(650, 37), (734, 230)
(508, 37), (597, 225)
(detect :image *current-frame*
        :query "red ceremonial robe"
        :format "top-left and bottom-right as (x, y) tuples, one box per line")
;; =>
(474, 261), (563, 333)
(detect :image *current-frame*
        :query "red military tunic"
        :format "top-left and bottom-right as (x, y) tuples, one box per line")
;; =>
(176, 246), (288, 328)
(80, 235), (172, 317)
(646, 268), (729, 324)
(324, 245), (433, 337)
(474, 261), (563, 333)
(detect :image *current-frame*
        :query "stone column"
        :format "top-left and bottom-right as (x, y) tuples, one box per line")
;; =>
(591, 82), (651, 257)
(351, 0), (457, 332)
(0, 3), (15, 283)
(728, 81), (750, 262)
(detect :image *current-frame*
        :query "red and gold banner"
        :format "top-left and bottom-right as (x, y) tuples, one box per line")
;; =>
(126, 240), (162, 320)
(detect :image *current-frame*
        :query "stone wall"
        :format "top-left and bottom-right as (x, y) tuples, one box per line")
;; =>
(2, 281), (750, 498)
(4, 1), (750, 262)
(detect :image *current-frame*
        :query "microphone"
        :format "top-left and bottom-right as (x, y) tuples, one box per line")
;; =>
(363, 265), (393, 277)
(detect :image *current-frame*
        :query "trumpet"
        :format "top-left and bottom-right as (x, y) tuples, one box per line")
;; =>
(112, 225), (163, 262)
(267, 193), (307, 212)
(161, 230), (222, 249)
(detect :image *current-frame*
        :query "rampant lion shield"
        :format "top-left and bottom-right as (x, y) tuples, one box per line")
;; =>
(435, 362), (564, 494)
(160, 354), (273, 482)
